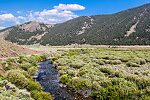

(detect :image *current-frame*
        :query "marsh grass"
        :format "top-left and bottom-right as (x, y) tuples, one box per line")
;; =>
(53, 48), (150, 99)
(0, 55), (53, 100)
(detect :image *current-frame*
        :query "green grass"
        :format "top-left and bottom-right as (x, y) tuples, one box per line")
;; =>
(0, 55), (53, 100)
(52, 48), (150, 100)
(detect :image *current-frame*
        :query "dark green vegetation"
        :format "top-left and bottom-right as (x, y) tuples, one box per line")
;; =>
(0, 55), (53, 100)
(4, 21), (52, 45)
(4, 3), (150, 45)
(52, 48), (150, 100)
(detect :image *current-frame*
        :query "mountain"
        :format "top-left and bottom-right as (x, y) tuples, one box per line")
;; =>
(2, 21), (53, 45)
(0, 28), (42, 59)
(3, 3), (150, 45)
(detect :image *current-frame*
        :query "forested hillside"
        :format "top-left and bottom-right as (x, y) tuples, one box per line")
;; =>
(3, 3), (150, 45)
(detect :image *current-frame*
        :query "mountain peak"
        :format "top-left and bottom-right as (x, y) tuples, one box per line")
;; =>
(18, 21), (44, 32)
(18, 21), (53, 32)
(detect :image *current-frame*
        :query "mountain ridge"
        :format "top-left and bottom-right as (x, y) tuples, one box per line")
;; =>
(2, 3), (150, 45)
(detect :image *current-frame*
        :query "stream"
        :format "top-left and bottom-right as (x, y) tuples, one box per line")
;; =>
(36, 60), (74, 100)
(36, 60), (93, 100)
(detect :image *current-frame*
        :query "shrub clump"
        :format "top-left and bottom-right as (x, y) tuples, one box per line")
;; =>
(135, 58), (146, 65)
(91, 80), (139, 100)
(126, 62), (140, 67)
(0, 80), (33, 100)
(99, 67), (114, 75)
(31, 91), (53, 100)
(28, 66), (38, 76)
(69, 60), (85, 69)
(94, 59), (105, 65)
(6, 70), (29, 88)
(19, 62), (32, 71)
(109, 60), (122, 65)
(27, 81), (43, 91)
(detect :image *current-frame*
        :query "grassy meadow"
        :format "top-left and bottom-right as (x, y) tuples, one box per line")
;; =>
(51, 48), (150, 100)
(0, 55), (53, 100)
(1, 47), (150, 100)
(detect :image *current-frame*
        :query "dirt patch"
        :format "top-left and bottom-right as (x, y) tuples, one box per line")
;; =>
(0, 30), (44, 59)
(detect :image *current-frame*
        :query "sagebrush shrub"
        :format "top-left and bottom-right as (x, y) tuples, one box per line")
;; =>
(6, 70), (29, 88)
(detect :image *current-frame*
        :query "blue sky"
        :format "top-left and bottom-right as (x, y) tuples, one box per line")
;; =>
(0, 0), (149, 28)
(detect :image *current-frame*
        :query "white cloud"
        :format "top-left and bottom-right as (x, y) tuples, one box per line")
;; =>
(23, 4), (85, 24)
(0, 13), (16, 21)
(15, 16), (27, 24)
(0, 26), (6, 29)
(0, 4), (85, 27)
(54, 4), (85, 11)
(34, 9), (78, 24)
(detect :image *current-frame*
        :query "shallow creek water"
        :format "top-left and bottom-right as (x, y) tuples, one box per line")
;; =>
(36, 60), (93, 100)
(36, 60), (74, 100)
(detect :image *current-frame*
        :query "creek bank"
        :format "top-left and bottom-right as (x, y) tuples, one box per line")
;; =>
(36, 60), (93, 100)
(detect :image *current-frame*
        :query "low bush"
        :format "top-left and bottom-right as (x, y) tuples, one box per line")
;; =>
(126, 76), (150, 89)
(140, 96), (150, 100)
(71, 77), (89, 90)
(31, 91), (53, 100)
(1, 62), (17, 71)
(27, 81), (43, 91)
(20, 62), (32, 71)
(27, 55), (46, 66)
(55, 58), (70, 66)
(69, 60), (85, 69)
(145, 58), (150, 62)
(135, 58), (146, 65)
(99, 67), (114, 75)
(6, 70), (29, 88)
(60, 74), (71, 84)
(92, 78), (139, 100)
(40, 54), (48, 61)
(119, 58), (129, 62)
(102, 56), (110, 60)
(0, 80), (33, 100)
(94, 59), (105, 65)
(109, 60), (122, 65)
(114, 71), (125, 78)
(66, 68), (77, 77)
(145, 86), (150, 95)
(126, 62), (140, 67)
(0, 76), (3, 81)
(28, 66), (38, 76)
(18, 55), (28, 63)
